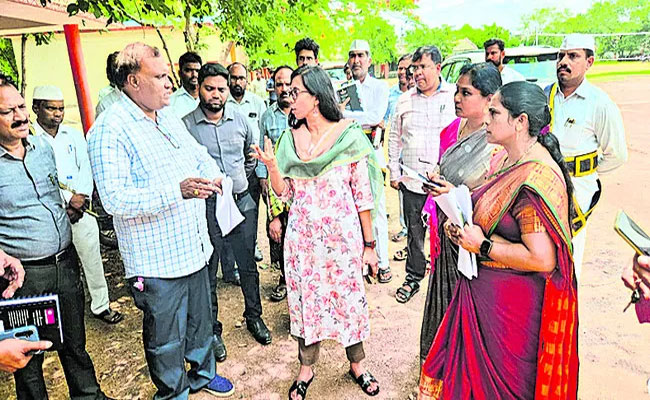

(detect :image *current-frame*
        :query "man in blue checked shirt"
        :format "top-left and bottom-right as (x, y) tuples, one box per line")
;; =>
(87, 42), (234, 399)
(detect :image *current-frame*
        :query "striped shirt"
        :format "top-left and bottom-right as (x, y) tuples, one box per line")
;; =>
(388, 82), (456, 193)
(87, 92), (223, 279)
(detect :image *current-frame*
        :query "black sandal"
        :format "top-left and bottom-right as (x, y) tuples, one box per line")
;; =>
(377, 266), (392, 283)
(288, 373), (314, 400)
(270, 283), (287, 302)
(348, 370), (380, 396)
(93, 308), (124, 324)
(395, 280), (420, 303)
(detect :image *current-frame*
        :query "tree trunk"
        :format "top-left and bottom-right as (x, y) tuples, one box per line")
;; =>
(20, 34), (26, 97)
(183, 4), (194, 53)
(154, 27), (180, 88)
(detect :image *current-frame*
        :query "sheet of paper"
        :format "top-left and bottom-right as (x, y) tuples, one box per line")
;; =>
(433, 185), (478, 279)
(399, 163), (430, 185)
(215, 176), (244, 235)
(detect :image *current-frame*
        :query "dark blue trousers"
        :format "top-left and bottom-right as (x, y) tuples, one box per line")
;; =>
(128, 266), (215, 400)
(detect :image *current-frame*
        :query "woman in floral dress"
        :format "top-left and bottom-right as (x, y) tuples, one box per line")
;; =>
(251, 65), (384, 400)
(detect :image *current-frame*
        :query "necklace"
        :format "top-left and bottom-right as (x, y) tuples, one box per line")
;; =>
(490, 138), (538, 178)
(458, 120), (486, 140)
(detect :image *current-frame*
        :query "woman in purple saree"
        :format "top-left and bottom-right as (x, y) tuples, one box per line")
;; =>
(420, 82), (579, 400)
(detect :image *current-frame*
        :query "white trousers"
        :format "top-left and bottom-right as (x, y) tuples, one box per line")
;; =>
(572, 228), (587, 282)
(71, 213), (110, 314)
(374, 190), (389, 269)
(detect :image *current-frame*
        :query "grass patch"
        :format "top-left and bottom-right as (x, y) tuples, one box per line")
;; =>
(588, 61), (650, 81)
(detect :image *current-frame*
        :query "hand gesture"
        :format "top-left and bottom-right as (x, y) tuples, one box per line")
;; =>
(250, 137), (278, 173)
(0, 250), (24, 299)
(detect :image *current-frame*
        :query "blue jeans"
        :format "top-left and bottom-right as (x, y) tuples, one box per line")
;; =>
(128, 267), (215, 400)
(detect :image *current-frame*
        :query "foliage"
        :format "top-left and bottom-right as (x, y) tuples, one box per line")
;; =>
(0, 38), (19, 82)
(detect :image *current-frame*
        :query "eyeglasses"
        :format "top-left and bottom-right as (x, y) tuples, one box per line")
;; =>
(289, 88), (310, 100)
(408, 64), (437, 74)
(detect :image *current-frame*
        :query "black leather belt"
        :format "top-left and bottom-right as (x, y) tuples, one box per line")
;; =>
(233, 189), (249, 202)
(22, 246), (72, 266)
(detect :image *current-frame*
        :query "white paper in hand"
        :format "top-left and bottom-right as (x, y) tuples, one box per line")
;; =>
(433, 185), (478, 280)
(215, 176), (244, 235)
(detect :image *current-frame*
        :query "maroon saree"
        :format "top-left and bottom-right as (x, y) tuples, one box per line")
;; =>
(419, 160), (579, 400)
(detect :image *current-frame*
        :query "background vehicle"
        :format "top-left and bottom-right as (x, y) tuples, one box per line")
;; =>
(440, 46), (559, 88)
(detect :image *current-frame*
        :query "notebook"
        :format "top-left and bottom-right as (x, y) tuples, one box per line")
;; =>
(0, 293), (63, 348)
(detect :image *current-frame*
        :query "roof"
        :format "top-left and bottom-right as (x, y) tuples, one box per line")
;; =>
(0, 0), (111, 35)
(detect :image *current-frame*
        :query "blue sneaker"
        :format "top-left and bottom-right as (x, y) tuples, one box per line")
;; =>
(203, 374), (234, 398)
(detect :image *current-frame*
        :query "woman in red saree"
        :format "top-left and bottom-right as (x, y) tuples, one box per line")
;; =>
(420, 81), (579, 400)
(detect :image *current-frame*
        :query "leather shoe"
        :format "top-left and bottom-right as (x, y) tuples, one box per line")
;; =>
(246, 318), (272, 345)
(213, 335), (227, 362)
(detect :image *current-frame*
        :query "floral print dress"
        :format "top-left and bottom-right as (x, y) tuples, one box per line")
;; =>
(279, 157), (374, 347)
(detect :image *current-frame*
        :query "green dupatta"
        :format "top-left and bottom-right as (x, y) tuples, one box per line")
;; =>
(275, 121), (384, 218)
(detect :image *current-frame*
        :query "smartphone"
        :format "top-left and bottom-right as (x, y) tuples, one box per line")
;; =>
(614, 210), (650, 256)
(0, 325), (43, 354)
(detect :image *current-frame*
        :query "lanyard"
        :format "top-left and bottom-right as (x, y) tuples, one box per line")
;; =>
(548, 82), (558, 132)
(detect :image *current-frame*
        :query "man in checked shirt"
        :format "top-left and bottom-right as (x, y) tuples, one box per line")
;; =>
(388, 45), (456, 304)
(88, 42), (234, 399)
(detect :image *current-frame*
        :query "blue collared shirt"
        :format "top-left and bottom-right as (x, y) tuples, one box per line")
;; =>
(87, 92), (223, 279)
(256, 102), (289, 178)
(0, 135), (72, 260)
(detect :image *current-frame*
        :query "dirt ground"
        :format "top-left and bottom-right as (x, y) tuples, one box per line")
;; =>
(1, 76), (649, 399)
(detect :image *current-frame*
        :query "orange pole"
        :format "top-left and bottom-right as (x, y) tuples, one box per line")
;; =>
(63, 24), (94, 135)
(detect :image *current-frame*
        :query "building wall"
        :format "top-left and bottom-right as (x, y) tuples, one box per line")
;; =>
(11, 26), (247, 131)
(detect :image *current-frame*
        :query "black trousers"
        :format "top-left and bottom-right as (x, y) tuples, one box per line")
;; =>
(403, 188), (428, 282)
(206, 194), (263, 336)
(13, 247), (106, 400)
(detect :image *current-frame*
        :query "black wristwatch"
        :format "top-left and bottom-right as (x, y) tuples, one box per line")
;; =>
(364, 240), (377, 249)
(479, 238), (493, 258)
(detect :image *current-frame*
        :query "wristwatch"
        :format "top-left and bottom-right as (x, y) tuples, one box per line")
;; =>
(479, 238), (493, 258)
(364, 240), (377, 249)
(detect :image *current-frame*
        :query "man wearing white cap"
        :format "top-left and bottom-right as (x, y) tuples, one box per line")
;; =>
(546, 33), (628, 279)
(341, 39), (391, 283)
(32, 85), (124, 325)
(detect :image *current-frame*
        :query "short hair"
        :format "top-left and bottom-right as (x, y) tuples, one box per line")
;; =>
(289, 65), (341, 128)
(106, 51), (119, 86)
(398, 53), (413, 64)
(227, 62), (248, 76)
(412, 45), (442, 64)
(458, 62), (502, 97)
(585, 49), (594, 58)
(273, 65), (293, 81)
(114, 42), (161, 90)
(0, 73), (17, 89)
(294, 37), (320, 59)
(179, 52), (202, 69)
(483, 38), (505, 51)
(199, 63), (229, 85)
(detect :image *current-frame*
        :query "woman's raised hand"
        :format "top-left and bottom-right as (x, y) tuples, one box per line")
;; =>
(250, 136), (279, 172)
(423, 172), (454, 197)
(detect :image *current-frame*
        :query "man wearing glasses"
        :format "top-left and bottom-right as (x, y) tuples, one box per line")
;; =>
(227, 62), (267, 263)
(339, 39), (391, 284)
(388, 45), (456, 304)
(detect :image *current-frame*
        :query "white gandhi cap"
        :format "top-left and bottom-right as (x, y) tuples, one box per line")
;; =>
(560, 33), (595, 52)
(349, 39), (371, 57)
(33, 85), (64, 101)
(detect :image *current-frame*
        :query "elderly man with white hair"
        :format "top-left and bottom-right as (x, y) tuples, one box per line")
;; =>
(545, 33), (628, 280)
(32, 85), (123, 325)
(87, 42), (234, 399)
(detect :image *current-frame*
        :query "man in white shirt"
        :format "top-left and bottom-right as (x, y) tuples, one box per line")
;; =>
(249, 69), (268, 100)
(483, 38), (525, 85)
(95, 51), (121, 117)
(32, 85), (124, 325)
(168, 52), (202, 118)
(388, 45), (456, 303)
(227, 62), (267, 262)
(339, 39), (391, 283)
(546, 33), (628, 279)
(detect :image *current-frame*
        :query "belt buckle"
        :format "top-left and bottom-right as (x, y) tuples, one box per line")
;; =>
(54, 247), (68, 264)
(573, 152), (595, 177)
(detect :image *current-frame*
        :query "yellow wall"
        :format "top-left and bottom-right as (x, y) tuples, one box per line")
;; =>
(11, 26), (247, 131)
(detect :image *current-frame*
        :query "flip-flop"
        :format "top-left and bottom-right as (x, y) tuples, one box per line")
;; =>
(288, 372), (314, 400)
(93, 308), (124, 324)
(349, 370), (380, 396)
